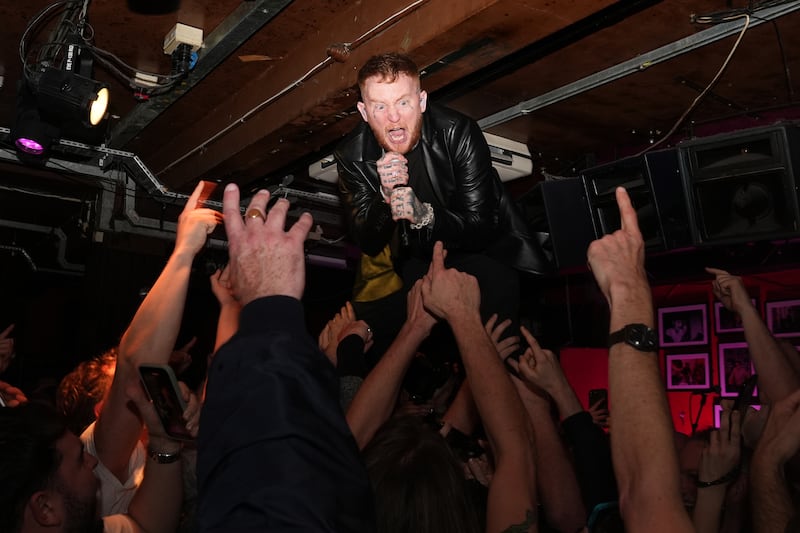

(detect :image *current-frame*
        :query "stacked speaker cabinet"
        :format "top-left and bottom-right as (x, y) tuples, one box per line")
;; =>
(536, 178), (596, 270)
(679, 123), (800, 246)
(581, 149), (692, 252)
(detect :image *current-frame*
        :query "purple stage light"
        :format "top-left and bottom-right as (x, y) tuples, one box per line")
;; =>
(15, 137), (45, 155)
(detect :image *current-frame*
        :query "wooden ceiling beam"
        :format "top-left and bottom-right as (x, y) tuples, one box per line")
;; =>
(140, 0), (617, 188)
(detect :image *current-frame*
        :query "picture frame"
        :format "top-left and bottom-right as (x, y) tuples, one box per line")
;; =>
(658, 304), (708, 347)
(665, 353), (711, 390)
(714, 403), (761, 428)
(714, 299), (757, 334)
(766, 299), (800, 338)
(718, 342), (757, 397)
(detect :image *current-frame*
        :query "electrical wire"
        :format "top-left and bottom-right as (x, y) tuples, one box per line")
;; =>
(637, 13), (751, 156)
(155, 0), (430, 176)
(19, 0), (189, 96)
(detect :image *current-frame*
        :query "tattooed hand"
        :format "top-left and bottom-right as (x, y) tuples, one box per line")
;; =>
(377, 152), (408, 201)
(390, 186), (426, 224)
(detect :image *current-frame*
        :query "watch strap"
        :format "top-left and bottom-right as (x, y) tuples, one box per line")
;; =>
(147, 447), (181, 464)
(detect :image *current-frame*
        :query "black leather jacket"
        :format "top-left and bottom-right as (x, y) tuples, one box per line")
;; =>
(335, 104), (550, 274)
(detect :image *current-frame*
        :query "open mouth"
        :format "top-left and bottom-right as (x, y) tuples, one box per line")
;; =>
(387, 127), (406, 144)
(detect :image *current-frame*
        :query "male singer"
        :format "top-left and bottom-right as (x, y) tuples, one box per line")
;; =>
(335, 52), (548, 337)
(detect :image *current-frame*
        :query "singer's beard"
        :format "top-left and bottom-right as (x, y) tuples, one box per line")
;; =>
(372, 113), (423, 155)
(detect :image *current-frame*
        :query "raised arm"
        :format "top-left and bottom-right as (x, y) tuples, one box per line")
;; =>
(750, 388), (800, 533)
(346, 280), (436, 449)
(499, 321), (585, 532)
(586, 187), (692, 532)
(706, 267), (800, 403)
(209, 266), (241, 354)
(95, 182), (222, 481)
(124, 382), (183, 533)
(197, 185), (373, 531)
(422, 242), (536, 532)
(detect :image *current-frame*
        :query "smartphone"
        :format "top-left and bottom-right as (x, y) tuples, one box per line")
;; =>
(589, 388), (608, 411)
(732, 374), (758, 412)
(197, 180), (219, 207)
(138, 364), (194, 441)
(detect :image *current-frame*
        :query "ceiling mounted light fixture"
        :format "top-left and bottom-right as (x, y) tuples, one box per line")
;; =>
(32, 67), (109, 127)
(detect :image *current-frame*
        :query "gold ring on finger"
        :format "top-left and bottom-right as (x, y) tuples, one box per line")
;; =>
(245, 208), (266, 222)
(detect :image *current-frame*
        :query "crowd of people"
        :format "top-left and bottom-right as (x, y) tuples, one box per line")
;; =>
(2, 52), (800, 533)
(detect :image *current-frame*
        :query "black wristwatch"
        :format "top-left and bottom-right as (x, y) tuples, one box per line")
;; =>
(607, 323), (658, 352)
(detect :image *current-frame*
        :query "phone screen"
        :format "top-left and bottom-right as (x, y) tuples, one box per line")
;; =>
(139, 365), (194, 441)
(589, 388), (608, 411)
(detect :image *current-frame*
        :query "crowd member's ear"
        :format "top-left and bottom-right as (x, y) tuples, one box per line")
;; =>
(419, 90), (427, 112)
(29, 490), (62, 526)
(357, 101), (368, 122)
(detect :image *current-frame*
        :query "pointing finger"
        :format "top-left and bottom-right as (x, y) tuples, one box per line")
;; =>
(616, 186), (641, 238)
(183, 181), (204, 213)
(222, 183), (244, 244)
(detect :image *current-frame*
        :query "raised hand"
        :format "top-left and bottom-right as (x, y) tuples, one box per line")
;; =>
(0, 379), (27, 407)
(209, 266), (237, 307)
(175, 181), (224, 257)
(178, 381), (202, 439)
(756, 388), (800, 465)
(698, 403), (741, 486)
(421, 241), (480, 321)
(484, 314), (521, 361)
(515, 326), (568, 395)
(406, 278), (438, 334)
(588, 399), (610, 428)
(377, 151), (408, 200)
(586, 187), (648, 307)
(222, 184), (313, 305)
(169, 336), (196, 376)
(705, 268), (753, 314)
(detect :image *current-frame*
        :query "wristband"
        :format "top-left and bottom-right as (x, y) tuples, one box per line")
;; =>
(410, 202), (434, 229)
(696, 464), (740, 488)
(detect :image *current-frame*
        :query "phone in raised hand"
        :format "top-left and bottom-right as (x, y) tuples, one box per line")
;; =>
(138, 364), (194, 441)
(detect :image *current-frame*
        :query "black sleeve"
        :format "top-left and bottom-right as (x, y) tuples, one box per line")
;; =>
(335, 148), (396, 257)
(561, 411), (618, 514)
(197, 296), (375, 532)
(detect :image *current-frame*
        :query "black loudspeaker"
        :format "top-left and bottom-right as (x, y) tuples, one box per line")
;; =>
(536, 178), (596, 270)
(679, 123), (800, 245)
(581, 149), (691, 251)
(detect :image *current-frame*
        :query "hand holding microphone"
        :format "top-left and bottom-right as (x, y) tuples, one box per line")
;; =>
(377, 152), (434, 245)
(378, 152), (411, 246)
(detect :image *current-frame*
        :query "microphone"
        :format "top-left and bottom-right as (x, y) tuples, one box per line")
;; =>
(387, 156), (410, 247)
(394, 183), (410, 247)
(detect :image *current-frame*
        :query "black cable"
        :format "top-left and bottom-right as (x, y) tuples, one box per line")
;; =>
(768, 18), (794, 102)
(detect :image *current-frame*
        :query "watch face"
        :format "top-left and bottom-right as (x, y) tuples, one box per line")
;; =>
(627, 324), (657, 350)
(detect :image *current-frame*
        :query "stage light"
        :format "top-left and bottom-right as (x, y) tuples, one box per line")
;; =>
(11, 83), (58, 157)
(32, 67), (109, 127)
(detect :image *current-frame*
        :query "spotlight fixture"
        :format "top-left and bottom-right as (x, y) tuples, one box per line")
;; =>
(32, 67), (109, 127)
(11, 80), (59, 157)
(13, 106), (57, 156)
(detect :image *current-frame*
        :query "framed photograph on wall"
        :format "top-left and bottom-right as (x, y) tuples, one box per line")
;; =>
(658, 304), (708, 347)
(665, 353), (711, 390)
(718, 342), (757, 397)
(766, 299), (800, 337)
(714, 299), (757, 334)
